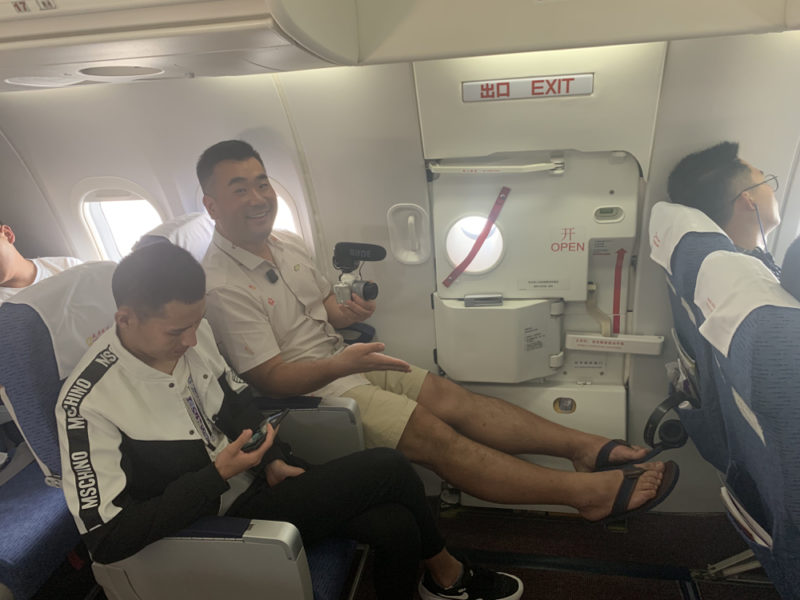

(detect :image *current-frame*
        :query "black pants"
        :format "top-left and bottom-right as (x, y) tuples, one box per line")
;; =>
(227, 447), (446, 600)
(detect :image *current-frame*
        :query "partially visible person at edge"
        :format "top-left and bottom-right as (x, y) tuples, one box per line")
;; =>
(0, 219), (82, 304)
(667, 141), (782, 278)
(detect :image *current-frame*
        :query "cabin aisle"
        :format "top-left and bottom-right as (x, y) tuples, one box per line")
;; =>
(351, 505), (781, 600)
(31, 504), (780, 599)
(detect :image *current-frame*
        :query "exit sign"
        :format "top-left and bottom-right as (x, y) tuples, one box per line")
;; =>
(462, 73), (594, 102)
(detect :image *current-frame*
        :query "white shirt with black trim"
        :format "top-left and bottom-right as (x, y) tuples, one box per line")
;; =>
(55, 319), (261, 563)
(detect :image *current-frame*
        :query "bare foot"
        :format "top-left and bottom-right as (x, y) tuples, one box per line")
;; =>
(576, 462), (665, 522)
(572, 435), (649, 472)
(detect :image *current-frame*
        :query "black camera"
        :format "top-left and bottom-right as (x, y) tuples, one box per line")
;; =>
(332, 242), (386, 304)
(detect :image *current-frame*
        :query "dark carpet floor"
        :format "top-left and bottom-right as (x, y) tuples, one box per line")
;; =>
(351, 505), (780, 600)
(33, 504), (779, 600)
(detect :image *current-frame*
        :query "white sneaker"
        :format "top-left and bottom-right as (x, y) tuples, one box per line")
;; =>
(418, 561), (523, 600)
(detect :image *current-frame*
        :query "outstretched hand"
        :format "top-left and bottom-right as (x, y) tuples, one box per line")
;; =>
(214, 424), (277, 481)
(334, 342), (411, 375)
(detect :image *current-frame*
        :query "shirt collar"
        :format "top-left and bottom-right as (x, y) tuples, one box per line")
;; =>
(211, 229), (283, 272)
(108, 327), (176, 382)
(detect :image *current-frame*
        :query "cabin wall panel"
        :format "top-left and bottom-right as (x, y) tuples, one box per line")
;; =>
(413, 42), (666, 176)
(277, 63), (437, 369)
(0, 75), (311, 260)
(631, 31), (800, 511)
(0, 132), (72, 258)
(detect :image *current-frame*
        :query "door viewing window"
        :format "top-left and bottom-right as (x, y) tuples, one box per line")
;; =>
(445, 215), (505, 273)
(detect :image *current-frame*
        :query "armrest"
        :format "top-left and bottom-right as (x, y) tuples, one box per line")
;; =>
(275, 397), (364, 463)
(253, 395), (324, 411)
(251, 395), (364, 463)
(93, 517), (313, 600)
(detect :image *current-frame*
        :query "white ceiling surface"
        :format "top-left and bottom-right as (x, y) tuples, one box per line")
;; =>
(627, 31), (800, 512)
(2, 0), (800, 94)
(413, 43), (665, 175)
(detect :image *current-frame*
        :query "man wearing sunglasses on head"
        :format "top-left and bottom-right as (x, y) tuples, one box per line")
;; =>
(667, 141), (782, 277)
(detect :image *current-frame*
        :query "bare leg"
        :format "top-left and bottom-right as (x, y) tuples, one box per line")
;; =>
(397, 404), (664, 517)
(415, 373), (647, 471)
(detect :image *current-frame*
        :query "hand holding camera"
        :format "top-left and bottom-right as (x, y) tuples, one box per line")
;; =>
(332, 242), (386, 305)
(333, 274), (378, 304)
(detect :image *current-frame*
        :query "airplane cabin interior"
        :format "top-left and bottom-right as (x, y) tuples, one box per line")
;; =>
(1, 1), (800, 599)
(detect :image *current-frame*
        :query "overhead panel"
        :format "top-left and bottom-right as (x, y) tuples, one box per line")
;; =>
(357, 0), (786, 64)
(414, 42), (666, 179)
(0, 0), (357, 91)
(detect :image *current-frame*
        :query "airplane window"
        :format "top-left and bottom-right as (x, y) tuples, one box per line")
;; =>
(274, 194), (299, 235)
(82, 190), (163, 260)
(445, 215), (505, 273)
(269, 178), (302, 237)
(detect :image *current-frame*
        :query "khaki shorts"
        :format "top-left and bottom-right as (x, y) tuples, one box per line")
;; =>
(343, 365), (428, 449)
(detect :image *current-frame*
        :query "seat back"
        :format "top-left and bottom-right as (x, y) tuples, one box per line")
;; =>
(0, 263), (115, 600)
(649, 202), (734, 471)
(650, 201), (800, 599)
(134, 212), (214, 262)
(0, 262), (117, 484)
(780, 235), (800, 301)
(697, 250), (800, 598)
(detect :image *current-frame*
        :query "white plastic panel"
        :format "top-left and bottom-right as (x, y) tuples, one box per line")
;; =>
(431, 150), (639, 302)
(93, 522), (312, 600)
(458, 382), (626, 511)
(433, 296), (562, 383)
(358, 0), (784, 64)
(0, 0), (347, 92)
(414, 42), (666, 176)
(386, 203), (431, 265)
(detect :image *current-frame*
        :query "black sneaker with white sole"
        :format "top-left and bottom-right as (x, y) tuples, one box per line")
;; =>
(418, 562), (523, 600)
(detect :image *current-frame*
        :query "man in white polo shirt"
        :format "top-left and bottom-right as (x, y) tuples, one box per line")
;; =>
(200, 140), (678, 522)
(0, 220), (82, 304)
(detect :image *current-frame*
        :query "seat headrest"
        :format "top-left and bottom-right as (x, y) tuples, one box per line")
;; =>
(649, 201), (728, 275)
(135, 212), (214, 262)
(5, 261), (117, 379)
(781, 236), (800, 301)
(695, 251), (800, 357)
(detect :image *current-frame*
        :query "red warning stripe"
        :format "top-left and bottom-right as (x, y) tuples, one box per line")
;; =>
(612, 248), (626, 334)
(442, 186), (511, 288)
